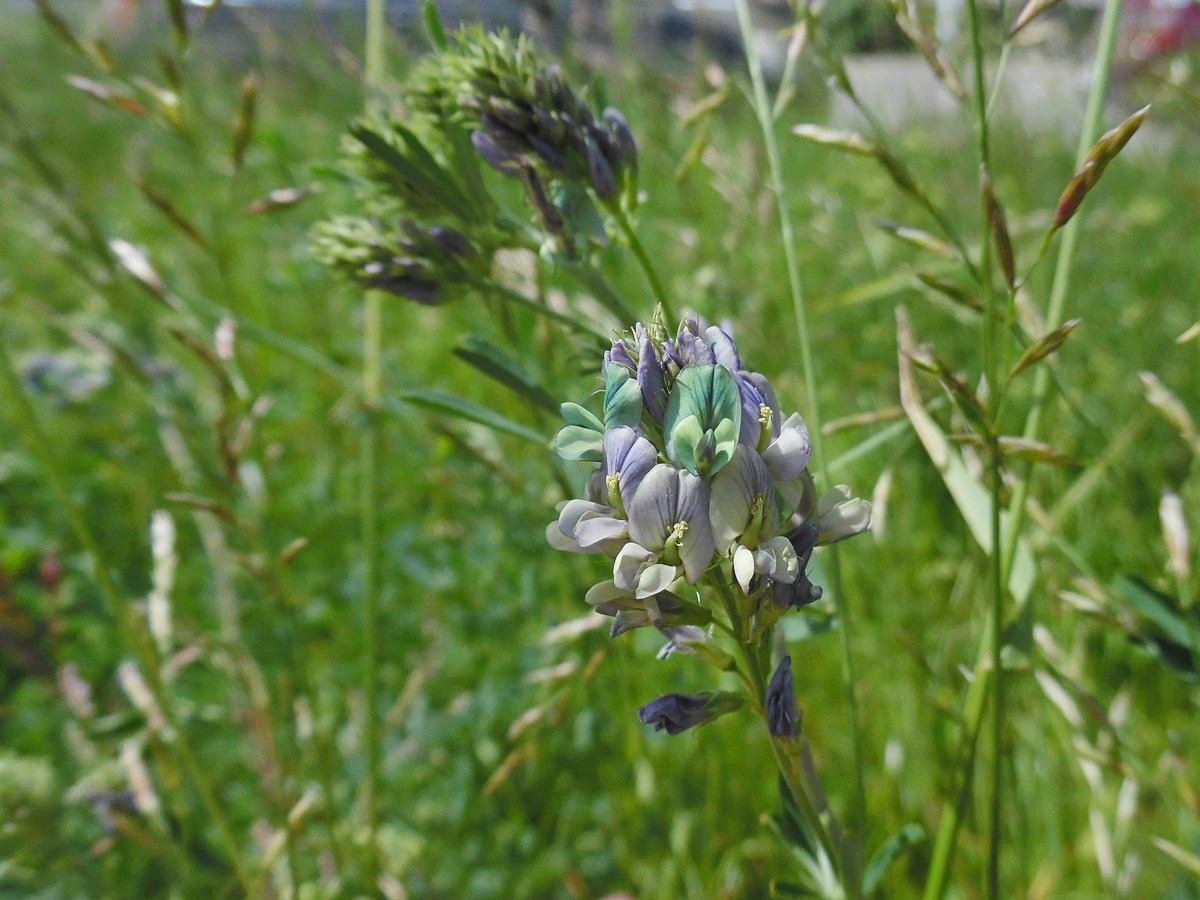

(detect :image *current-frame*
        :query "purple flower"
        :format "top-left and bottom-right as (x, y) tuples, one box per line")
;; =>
(626, 464), (717, 584)
(603, 426), (656, 512)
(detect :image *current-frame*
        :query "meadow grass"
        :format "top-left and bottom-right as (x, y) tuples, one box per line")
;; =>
(1, 3), (1198, 897)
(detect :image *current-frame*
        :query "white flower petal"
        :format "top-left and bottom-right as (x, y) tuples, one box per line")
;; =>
(733, 544), (755, 592)
(636, 563), (678, 599)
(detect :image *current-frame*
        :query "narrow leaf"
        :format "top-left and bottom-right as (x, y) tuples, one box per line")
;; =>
(452, 335), (558, 414)
(232, 73), (259, 171)
(392, 388), (546, 445)
(350, 125), (474, 223)
(862, 824), (926, 894)
(1009, 318), (1080, 380)
(422, 0), (448, 50)
(34, 0), (87, 57)
(915, 272), (982, 311)
(1151, 837), (1200, 878)
(1114, 576), (1195, 650)
(897, 308), (1036, 601)
(166, 0), (189, 46)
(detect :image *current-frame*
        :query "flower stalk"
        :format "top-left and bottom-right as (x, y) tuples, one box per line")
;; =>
(548, 315), (870, 898)
(361, 0), (387, 890)
(732, 0), (868, 840)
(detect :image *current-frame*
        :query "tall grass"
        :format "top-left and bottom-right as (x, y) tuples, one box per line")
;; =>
(0, 2), (1198, 897)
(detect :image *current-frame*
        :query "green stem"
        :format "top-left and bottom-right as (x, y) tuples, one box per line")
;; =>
(962, 0), (1005, 892)
(362, 0), (387, 891)
(922, 626), (994, 900)
(609, 203), (674, 322)
(733, 0), (867, 838)
(0, 338), (255, 895)
(1004, 0), (1126, 582)
(710, 579), (847, 890)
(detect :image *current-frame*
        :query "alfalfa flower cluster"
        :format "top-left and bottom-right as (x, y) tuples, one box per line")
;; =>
(547, 314), (870, 731)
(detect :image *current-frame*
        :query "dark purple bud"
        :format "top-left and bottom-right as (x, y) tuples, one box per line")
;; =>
(637, 335), (667, 423)
(428, 226), (472, 258)
(530, 104), (566, 144)
(547, 66), (571, 113)
(372, 276), (444, 306)
(588, 122), (623, 171)
(676, 330), (715, 366)
(766, 656), (798, 738)
(584, 135), (618, 199)
(606, 339), (636, 371)
(604, 107), (638, 167)
(480, 114), (528, 154)
(527, 133), (570, 173)
(471, 130), (522, 177)
(637, 693), (718, 735)
(486, 97), (530, 133)
(523, 167), (564, 234)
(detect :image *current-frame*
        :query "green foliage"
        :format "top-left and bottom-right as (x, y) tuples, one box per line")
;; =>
(1, 3), (1198, 899)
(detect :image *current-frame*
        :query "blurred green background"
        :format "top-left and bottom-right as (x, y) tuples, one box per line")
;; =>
(1, 1), (1198, 897)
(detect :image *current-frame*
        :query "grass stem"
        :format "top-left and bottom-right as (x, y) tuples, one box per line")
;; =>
(1005, 0), (1126, 583)
(609, 202), (674, 322)
(732, 0), (867, 840)
(362, 0), (387, 890)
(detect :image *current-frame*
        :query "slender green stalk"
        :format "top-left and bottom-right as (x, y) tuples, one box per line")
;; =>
(710, 578), (847, 888)
(732, 0), (867, 837)
(608, 203), (674, 322)
(1004, 0), (1126, 582)
(922, 630), (994, 900)
(961, 0), (1006, 892)
(0, 337), (256, 895)
(361, 0), (387, 891)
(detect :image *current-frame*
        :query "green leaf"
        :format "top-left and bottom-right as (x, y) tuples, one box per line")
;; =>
(349, 125), (474, 223)
(422, 0), (448, 50)
(663, 365), (741, 475)
(862, 824), (926, 894)
(453, 335), (558, 414)
(1114, 576), (1197, 651)
(391, 388), (545, 445)
(897, 308), (1036, 602)
(560, 402), (603, 432)
(1151, 836), (1200, 878)
(553, 425), (603, 462)
(603, 366), (643, 429)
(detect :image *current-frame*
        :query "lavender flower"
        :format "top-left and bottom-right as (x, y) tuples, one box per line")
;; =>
(548, 313), (870, 636)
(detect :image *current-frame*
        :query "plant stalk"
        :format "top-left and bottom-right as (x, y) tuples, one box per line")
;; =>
(362, 0), (387, 891)
(1004, 0), (1126, 582)
(609, 202), (674, 322)
(732, 0), (867, 838)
